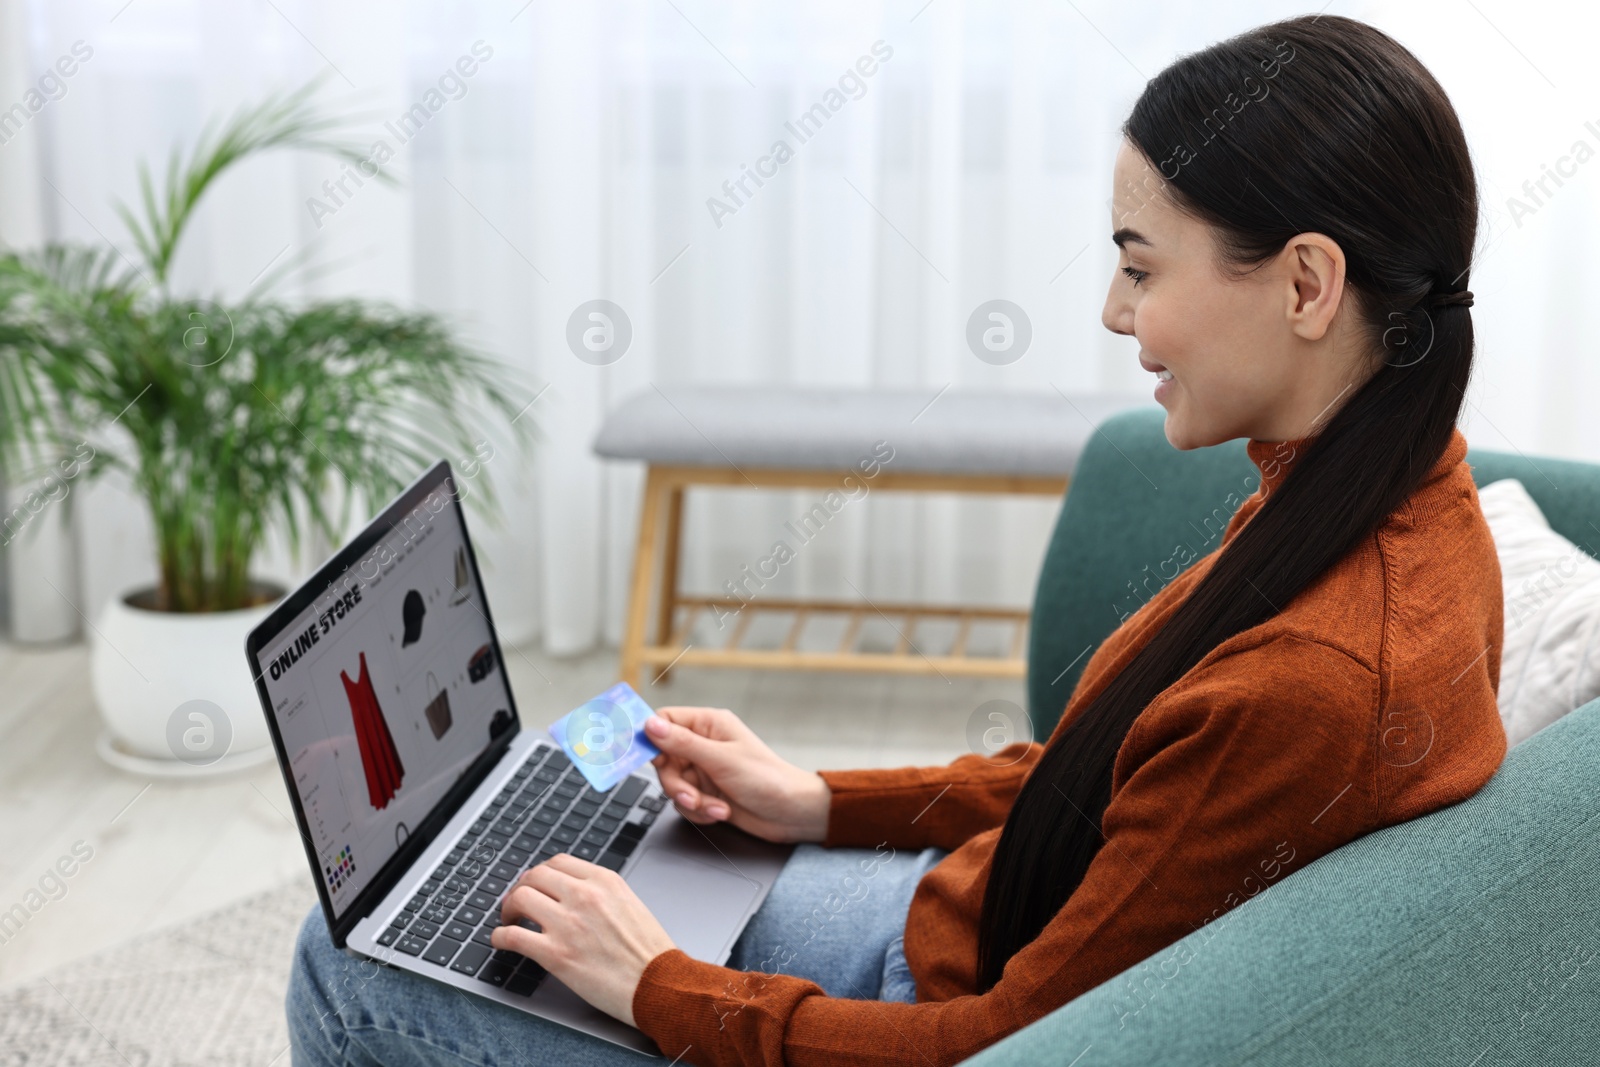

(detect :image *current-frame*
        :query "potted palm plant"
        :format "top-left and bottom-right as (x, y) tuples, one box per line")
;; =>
(0, 83), (534, 775)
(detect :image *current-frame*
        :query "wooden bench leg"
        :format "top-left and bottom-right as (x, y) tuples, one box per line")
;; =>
(653, 484), (685, 684)
(619, 467), (666, 690)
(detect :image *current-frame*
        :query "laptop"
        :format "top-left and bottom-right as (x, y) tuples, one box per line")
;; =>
(245, 459), (792, 1055)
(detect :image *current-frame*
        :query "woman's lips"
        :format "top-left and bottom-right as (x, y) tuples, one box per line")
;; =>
(1142, 355), (1175, 400)
(1139, 355), (1174, 381)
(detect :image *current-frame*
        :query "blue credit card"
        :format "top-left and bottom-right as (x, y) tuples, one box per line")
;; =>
(548, 681), (662, 793)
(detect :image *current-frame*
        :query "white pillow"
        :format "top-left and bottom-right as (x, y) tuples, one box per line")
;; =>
(1477, 478), (1600, 745)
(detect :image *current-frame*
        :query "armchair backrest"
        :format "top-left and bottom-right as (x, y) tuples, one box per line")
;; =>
(1026, 406), (1600, 739)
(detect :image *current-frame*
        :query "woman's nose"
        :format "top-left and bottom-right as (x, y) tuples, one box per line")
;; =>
(1102, 286), (1133, 336)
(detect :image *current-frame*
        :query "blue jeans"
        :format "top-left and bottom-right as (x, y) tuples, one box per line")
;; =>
(286, 843), (948, 1065)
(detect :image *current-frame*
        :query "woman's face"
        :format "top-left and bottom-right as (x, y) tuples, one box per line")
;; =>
(1100, 138), (1372, 450)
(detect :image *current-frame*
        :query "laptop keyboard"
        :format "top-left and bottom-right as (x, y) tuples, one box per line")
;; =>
(374, 743), (668, 995)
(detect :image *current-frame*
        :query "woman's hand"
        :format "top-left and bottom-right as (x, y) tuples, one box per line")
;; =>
(645, 706), (831, 843)
(491, 854), (675, 1027)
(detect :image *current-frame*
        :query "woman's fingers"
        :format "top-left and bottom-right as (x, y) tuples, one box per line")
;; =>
(652, 756), (698, 803)
(540, 853), (597, 880)
(490, 921), (546, 959)
(686, 780), (730, 819)
(671, 795), (720, 824)
(681, 762), (712, 795)
(653, 705), (731, 737)
(653, 705), (754, 745)
(667, 766), (730, 820)
(644, 714), (728, 770)
(505, 864), (566, 907)
(495, 881), (556, 957)
(670, 780), (728, 823)
(652, 752), (731, 819)
(645, 709), (745, 824)
(502, 881), (556, 924)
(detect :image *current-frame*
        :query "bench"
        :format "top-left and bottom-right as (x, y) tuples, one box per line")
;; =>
(591, 384), (1152, 687)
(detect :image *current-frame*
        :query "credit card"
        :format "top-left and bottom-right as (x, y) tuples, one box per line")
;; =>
(548, 681), (662, 793)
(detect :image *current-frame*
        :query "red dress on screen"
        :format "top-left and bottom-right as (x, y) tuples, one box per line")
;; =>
(341, 651), (404, 810)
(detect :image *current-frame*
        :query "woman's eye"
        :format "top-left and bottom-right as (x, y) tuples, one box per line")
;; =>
(1120, 265), (1148, 287)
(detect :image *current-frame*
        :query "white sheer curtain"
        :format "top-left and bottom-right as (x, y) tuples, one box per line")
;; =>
(3, 0), (1596, 653)
(0, 0), (82, 641)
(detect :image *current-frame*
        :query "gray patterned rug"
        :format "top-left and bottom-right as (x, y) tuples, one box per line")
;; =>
(0, 879), (314, 1067)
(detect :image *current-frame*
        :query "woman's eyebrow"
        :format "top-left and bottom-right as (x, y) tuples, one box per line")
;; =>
(1111, 227), (1152, 249)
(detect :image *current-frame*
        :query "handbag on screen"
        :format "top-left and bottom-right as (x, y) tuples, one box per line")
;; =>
(424, 670), (453, 739)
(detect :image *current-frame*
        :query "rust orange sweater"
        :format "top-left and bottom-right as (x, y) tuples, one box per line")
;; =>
(632, 426), (1507, 1067)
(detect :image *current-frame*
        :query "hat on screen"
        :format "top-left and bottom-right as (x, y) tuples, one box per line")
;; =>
(401, 589), (426, 646)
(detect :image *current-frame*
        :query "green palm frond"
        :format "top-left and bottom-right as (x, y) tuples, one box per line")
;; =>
(116, 75), (396, 287)
(0, 80), (534, 612)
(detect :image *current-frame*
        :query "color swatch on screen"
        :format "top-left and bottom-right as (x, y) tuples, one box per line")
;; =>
(324, 845), (355, 891)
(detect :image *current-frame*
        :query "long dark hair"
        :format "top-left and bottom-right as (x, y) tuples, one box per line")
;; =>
(976, 15), (1479, 991)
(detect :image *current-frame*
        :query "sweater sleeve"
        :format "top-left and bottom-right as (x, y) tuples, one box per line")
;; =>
(631, 633), (1398, 1067)
(807, 594), (1153, 854)
(814, 741), (1043, 852)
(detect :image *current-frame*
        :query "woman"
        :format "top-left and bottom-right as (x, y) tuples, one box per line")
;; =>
(288, 14), (1507, 1066)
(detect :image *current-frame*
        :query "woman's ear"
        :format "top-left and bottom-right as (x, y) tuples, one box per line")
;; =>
(1283, 232), (1347, 341)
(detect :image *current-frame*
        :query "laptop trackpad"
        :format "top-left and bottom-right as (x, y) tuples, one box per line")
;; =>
(625, 846), (762, 964)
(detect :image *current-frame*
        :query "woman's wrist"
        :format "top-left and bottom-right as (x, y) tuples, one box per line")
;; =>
(792, 770), (832, 843)
(629, 944), (681, 1029)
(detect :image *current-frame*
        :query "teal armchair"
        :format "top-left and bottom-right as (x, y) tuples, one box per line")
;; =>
(972, 406), (1600, 1065)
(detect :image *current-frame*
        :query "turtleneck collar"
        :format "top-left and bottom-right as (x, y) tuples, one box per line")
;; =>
(1245, 426), (1470, 502)
(1246, 433), (1319, 497)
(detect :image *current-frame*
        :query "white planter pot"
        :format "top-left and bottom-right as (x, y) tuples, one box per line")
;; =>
(89, 582), (285, 777)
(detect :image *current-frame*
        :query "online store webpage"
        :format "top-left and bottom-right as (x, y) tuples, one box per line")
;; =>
(256, 485), (513, 919)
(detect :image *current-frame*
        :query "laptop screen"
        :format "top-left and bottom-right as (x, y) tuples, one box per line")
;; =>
(251, 473), (515, 921)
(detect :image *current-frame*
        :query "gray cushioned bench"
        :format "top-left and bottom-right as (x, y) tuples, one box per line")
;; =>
(593, 384), (1153, 476)
(591, 384), (1153, 687)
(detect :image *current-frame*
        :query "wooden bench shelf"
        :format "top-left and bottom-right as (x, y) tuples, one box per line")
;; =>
(636, 596), (1031, 683)
(618, 464), (1060, 687)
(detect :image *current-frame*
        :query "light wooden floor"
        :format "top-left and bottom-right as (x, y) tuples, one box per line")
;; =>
(0, 636), (1024, 989)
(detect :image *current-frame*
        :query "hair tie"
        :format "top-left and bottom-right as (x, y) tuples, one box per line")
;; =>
(1427, 288), (1474, 309)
